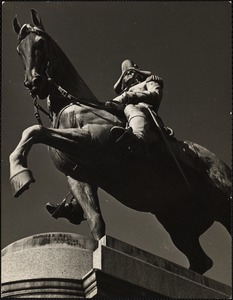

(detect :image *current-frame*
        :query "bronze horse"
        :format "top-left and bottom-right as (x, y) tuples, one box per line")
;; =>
(10, 10), (231, 275)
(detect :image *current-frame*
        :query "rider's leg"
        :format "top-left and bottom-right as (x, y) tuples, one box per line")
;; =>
(46, 193), (86, 225)
(111, 104), (156, 153)
(124, 104), (150, 142)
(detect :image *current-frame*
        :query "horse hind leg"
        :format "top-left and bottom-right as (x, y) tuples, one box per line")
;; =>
(203, 188), (232, 236)
(170, 233), (213, 275)
(214, 195), (232, 236)
(155, 207), (214, 275)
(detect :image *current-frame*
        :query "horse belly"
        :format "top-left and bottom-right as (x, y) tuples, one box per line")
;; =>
(99, 157), (190, 213)
(48, 147), (87, 181)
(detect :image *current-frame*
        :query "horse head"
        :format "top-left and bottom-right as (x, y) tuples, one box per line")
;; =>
(13, 9), (52, 99)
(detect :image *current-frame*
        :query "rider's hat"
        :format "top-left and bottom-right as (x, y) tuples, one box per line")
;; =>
(114, 59), (151, 94)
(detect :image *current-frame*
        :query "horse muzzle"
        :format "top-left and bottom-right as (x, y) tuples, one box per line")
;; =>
(25, 75), (50, 99)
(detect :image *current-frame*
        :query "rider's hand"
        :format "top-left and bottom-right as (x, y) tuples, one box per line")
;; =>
(105, 100), (125, 110)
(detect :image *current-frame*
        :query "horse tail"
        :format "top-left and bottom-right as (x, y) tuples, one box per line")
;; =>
(170, 140), (231, 196)
(193, 142), (231, 196)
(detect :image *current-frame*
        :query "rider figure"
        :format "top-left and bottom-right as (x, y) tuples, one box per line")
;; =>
(105, 59), (164, 154)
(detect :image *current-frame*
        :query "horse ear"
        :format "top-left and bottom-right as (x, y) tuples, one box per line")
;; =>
(13, 15), (22, 34)
(31, 9), (45, 30)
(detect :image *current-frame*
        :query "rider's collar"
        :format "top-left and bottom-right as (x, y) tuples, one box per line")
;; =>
(121, 79), (141, 94)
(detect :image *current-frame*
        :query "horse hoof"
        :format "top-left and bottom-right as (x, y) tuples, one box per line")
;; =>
(190, 257), (213, 275)
(9, 169), (35, 198)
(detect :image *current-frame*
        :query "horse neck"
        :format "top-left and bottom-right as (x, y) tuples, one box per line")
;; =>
(48, 37), (98, 103)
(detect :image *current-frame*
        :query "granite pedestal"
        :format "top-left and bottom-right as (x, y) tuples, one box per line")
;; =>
(1, 233), (232, 298)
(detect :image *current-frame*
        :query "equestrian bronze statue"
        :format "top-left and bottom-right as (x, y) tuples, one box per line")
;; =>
(10, 9), (231, 275)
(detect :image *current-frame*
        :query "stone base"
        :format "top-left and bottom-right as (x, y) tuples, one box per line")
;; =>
(1, 233), (232, 298)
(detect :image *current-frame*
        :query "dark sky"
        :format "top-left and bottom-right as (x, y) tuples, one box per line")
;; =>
(2, 2), (231, 286)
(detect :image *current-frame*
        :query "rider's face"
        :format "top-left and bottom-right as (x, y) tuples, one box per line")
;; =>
(122, 70), (140, 88)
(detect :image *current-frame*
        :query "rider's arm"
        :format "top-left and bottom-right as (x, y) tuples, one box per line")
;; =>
(115, 75), (163, 110)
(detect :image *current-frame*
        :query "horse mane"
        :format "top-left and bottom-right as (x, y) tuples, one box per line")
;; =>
(47, 35), (98, 103)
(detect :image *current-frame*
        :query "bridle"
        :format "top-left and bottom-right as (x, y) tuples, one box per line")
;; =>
(18, 25), (113, 126)
(17, 25), (53, 125)
(32, 95), (52, 125)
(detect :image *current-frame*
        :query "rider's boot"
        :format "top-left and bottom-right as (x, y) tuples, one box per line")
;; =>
(46, 198), (86, 225)
(110, 126), (147, 155)
(111, 104), (151, 155)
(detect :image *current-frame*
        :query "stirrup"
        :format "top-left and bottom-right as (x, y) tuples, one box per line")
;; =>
(46, 198), (67, 219)
(110, 126), (133, 143)
(46, 198), (86, 225)
(111, 126), (147, 156)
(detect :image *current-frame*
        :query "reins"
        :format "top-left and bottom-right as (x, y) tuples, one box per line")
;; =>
(53, 81), (108, 110)
(31, 80), (119, 126)
(33, 96), (52, 125)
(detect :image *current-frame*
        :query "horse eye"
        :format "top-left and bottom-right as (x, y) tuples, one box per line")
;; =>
(36, 38), (45, 48)
(17, 48), (22, 57)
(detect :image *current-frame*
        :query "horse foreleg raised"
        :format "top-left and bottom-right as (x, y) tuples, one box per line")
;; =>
(9, 126), (41, 197)
(67, 176), (105, 240)
(9, 124), (92, 198)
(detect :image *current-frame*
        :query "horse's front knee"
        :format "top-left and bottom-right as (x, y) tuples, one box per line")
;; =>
(9, 150), (20, 166)
(22, 124), (43, 141)
(9, 125), (43, 173)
